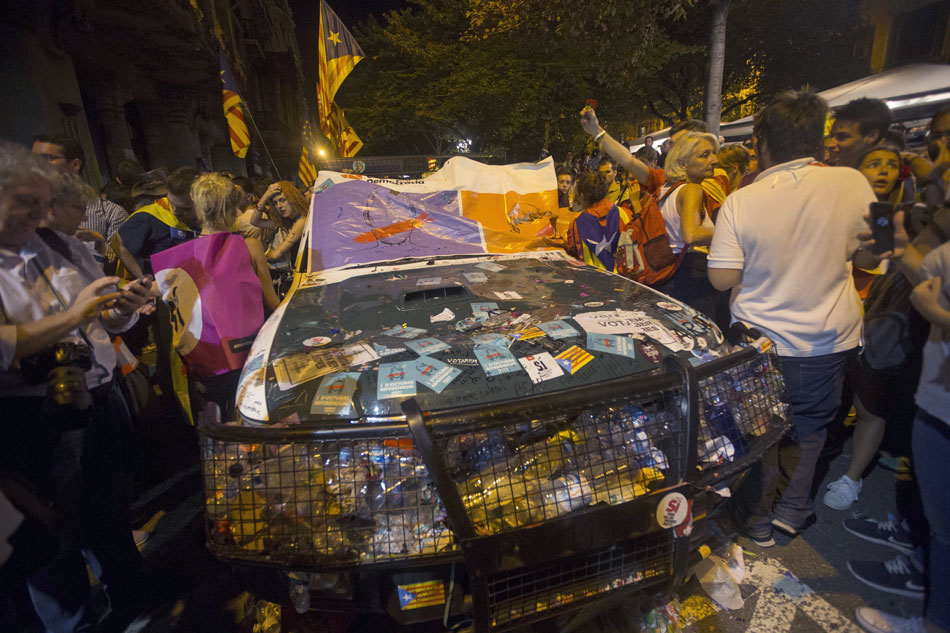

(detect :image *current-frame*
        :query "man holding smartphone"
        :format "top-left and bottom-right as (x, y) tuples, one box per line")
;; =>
(0, 141), (153, 631)
(707, 91), (898, 546)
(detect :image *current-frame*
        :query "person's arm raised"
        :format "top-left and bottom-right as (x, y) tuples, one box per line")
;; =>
(580, 106), (651, 187)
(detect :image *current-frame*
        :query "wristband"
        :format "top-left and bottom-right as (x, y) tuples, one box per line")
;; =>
(594, 130), (607, 143)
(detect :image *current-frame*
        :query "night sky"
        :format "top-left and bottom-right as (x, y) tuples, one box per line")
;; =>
(289, 0), (407, 108)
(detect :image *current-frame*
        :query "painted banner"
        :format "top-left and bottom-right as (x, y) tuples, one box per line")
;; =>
(307, 156), (566, 271)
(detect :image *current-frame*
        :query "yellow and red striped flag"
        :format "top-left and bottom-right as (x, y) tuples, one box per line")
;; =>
(219, 48), (250, 159)
(298, 117), (318, 188)
(319, 97), (363, 158)
(317, 0), (363, 138)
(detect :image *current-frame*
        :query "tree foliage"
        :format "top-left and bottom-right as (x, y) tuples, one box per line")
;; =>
(336, 0), (868, 159)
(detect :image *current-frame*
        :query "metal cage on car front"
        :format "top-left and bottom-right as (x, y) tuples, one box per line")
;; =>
(200, 344), (790, 632)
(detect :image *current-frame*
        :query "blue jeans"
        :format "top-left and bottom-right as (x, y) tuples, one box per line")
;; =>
(736, 349), (853, 536)
(913, 408), (950, 629)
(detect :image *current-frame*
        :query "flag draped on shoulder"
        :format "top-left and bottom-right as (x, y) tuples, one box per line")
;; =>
(298, 117), (318, 188)
(219, 48), (250, 159)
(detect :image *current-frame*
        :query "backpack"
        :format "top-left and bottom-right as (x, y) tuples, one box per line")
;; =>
(860, 268), (929, 376)
(613, 183), (684, 287)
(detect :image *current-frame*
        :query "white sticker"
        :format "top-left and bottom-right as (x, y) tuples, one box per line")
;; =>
(495, 291), (522, 300)
(655, 492), (689, 528)
(574, 310), (679, 346)
(656, 301), (683, 311)
(417, 277), (442, 286)
(303, 336), (332, 347)
(519, 353), (564, 384)
(430, 307), (455, 323)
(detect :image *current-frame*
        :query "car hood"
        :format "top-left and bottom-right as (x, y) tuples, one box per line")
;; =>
(235, 252), (725, 425)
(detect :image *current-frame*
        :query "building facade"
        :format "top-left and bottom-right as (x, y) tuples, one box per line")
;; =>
(0, 0), (308, 187)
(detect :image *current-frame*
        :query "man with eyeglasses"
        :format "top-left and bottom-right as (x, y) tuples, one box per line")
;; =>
(32, 135), (129, 270)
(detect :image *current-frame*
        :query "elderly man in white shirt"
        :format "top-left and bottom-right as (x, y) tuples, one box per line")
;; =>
(0, 140), (152, 633)
(707, 91), (898, 548)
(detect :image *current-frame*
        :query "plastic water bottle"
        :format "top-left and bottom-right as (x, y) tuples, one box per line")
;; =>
(288, 572), (310, 614)
(702, 387), (748, 457)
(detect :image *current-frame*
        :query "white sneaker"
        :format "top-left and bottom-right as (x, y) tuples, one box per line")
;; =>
(855, 607), (925, 633)
(823, 475), (862, 510)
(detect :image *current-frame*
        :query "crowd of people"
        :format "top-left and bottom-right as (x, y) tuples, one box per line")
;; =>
(557, 93), (950, 633)
(0, 135), (315, 632)
(0, 89), (947, 633)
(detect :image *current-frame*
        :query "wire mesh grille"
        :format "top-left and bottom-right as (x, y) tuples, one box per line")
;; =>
(432, 390), (686, 535)
(201, 436), (457, 567)
(486, 532), (674, 629)
(695, 348), (791, 481)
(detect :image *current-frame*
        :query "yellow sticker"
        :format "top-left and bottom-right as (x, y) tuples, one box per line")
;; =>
(515, 326), (546, 340)
(554, 345), (593, 374)
(397, 580), (445, 610)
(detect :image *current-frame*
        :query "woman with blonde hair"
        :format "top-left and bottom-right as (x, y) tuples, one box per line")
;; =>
(151, 172), (279, 418)
(656, 131), (722, 319)
(192, 173), (280, 311)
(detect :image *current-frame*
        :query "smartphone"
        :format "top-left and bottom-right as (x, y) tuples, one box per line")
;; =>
(869, 201), (894, 255)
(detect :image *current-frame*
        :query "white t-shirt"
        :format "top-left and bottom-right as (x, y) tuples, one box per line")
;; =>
(658, 183), (714, 255)
(915, 241), (950, 424)
(708, 158), (874, 357)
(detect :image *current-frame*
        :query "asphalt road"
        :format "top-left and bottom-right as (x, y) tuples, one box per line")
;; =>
(87, 432), (923, 633)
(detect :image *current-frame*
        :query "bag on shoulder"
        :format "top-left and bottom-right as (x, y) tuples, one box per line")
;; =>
(860, 269), (929, 376)
(613, 184), (683, 286)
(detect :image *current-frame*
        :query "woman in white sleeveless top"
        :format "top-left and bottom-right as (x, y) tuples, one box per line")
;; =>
(655, 132), (721, 319)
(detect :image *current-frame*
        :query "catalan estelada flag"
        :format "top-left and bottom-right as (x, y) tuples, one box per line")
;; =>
(321, 97), (363, 157)
(219, 49), (250, 159)
(317, 0), (363, 137)
(298, 116), (318, 188)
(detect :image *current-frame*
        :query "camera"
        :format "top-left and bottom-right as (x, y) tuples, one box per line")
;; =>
(21, 342), (94, 430)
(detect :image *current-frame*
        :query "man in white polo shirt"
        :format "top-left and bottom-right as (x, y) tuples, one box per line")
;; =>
(708, 90), (895, 546)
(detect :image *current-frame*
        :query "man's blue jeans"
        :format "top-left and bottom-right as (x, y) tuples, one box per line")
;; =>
(913, 408), (950, 630)
(736, 349), (854, 537)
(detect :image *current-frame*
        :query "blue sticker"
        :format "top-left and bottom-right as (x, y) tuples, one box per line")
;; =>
(474, 343), (521, 376)
(410, 356), (462, 393)
(586, 333), (638, 358)
(377, 362), (417, 399)
(373, 342), (406, 357)
(381, 325), (428, 339)
(471, 302), (499, 321)
(463, 272), (488, 283)
(405, 337), (450, 356)
(539, 320), (581, 340)
(310, 372), (361, 415)
(472, 333), (506, 346)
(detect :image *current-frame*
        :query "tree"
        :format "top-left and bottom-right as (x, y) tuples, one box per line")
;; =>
(704, 0), (730, 135)
(337, 0), (691, 159)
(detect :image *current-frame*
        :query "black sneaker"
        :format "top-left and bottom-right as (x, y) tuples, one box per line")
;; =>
(847, 555), (924, 599)
(843, 516), (913, 555)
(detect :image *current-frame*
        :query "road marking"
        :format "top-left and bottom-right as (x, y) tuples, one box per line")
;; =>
(683, 558), (862, 632)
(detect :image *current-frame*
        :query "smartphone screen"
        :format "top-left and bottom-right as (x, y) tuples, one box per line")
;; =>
(869, 201), (894, 255)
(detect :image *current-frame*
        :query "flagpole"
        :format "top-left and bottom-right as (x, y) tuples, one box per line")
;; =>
(242, 106), (282, 180)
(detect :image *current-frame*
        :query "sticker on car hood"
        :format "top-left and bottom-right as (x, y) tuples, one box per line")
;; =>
(310, 372), (361, 416)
